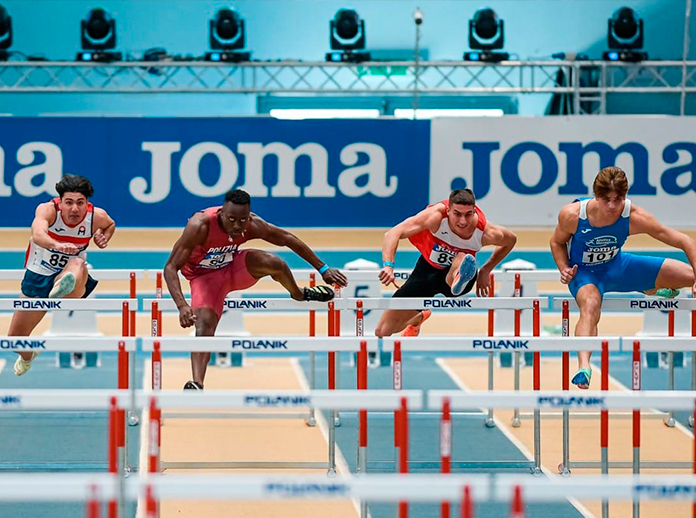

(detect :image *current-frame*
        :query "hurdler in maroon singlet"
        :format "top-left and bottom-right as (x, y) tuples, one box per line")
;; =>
(408, 199), (487, 269)
(183, 206), (258, 317)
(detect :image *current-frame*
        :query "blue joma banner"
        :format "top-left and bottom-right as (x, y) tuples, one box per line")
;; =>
(0, 117), (430, 227)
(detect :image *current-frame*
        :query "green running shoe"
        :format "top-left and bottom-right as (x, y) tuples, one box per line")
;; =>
(655, 288), (680, 298)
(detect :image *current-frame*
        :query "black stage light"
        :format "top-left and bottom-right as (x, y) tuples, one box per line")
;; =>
(77, 8), (122, 62)
(0, 4), (12, 61)
(326, 8), (370, 63)
(205, 7), (250, 62)
(603, 7), (647, 62)
(465, 8), (508, 63)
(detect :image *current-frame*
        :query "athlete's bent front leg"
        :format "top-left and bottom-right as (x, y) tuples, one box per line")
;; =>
(191, 307), (219, 386)
(375, 309), (421, 337)
(244, 250), (304, 300)
(53, 258), (90, 298)
(653, 258), (695, 290)
(574, 284), (602, 372)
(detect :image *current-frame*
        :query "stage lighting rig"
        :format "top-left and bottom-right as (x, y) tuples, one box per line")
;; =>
(326, 8), (370, 63)
(603, 7), (647, 62)
(464, 8), (509, 63)
(205, 7), (250, 63)
(77, 8), (122, 62)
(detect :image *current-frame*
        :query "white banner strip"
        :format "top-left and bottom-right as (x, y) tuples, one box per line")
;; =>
(342, 297), (548, 311)
(0, 336), (136, 352)
(0, 473), (693, 503)
(428, 390), (696, 411)
(632, 337), (696, 352)
(552, 297), (696, 312)
(382, 336), (620, 352)
(0, 389), (421, 411)
(141, 336), (375, 353)
(0, 298), (137, 311)
(142, 298), (329, 311)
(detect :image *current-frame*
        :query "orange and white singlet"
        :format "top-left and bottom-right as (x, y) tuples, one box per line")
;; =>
(24, 198), (94, 276)
(408, 200), (487, 269)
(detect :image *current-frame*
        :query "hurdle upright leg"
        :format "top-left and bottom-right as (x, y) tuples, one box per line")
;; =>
(440, 397), (452, 518)
(334, 286), (342, 428)
(118, 305), (129, 478)
(357, 338), (368, 518)
(632, 340), (641, 518)
(559, 300), (571, 476)
(393, 340), (402, 473)
(128, 273), (139, 427)
(601, 340), (609, 518)
(512, 273), (522, 428)
(327, 301), (337, 477)
(531, 300), (542, 476)
(691, 309), (696, 428)
(398, 397), (409, 518)
(665, 310), (676, 428)
(306, 273), (317, 427)
(485, 273), (495, 428)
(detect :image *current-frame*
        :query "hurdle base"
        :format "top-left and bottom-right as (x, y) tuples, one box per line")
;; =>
(366, 460), (535, 470)
(211, 352), (244, 368)
(0, 461), (109, 472)
(56, 352), (100, 369)
(569, 460), (692, 469)
(162, 411), (311, 420)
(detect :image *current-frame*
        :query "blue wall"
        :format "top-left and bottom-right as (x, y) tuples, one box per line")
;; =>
(1, 0), (694, 115)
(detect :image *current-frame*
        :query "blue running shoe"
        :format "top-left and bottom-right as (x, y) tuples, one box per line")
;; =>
(571, 368), (592, 390)
(451, 254), (477, 296)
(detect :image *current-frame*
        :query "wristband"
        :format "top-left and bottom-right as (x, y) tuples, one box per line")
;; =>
(383, 261), (395, 268)
(318, 264), (329, 275)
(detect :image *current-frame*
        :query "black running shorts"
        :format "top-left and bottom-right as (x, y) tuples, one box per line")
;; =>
(393, 256), (477, 298)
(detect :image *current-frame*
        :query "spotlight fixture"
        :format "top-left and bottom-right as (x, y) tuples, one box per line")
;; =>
(77, 8), (122, 62)
(325, 8), (371, 63)
(603, 7), (647, 62)
(205, 7), (250, 63)
(464, 8), (509, 63)
(0, 3), (12, 61)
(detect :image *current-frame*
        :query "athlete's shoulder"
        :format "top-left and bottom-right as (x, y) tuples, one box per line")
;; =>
(557, 202), (580, 229)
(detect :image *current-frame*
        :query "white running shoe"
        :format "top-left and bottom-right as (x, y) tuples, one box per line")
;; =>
(451, 254), (478, 296)
(14, 353), (39, 376)
(49, 272), (76, 298)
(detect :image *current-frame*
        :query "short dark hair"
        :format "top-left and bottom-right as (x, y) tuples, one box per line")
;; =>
(449, 188), (476, 206)
(55, 175), (94, 199)
(225, 189), (251, 206)
(593, 167), (629, 198)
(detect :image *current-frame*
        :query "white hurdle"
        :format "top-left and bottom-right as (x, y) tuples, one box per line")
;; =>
(430, 389), (696, 518)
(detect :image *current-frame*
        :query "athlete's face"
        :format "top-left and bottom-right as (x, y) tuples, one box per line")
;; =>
(596, 191), (625, 218)
(220, 202), (251, 237)
(58, 192), (89, 226)
(447, 203), (477, 236)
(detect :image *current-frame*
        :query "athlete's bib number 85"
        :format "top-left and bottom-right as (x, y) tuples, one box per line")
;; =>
(429, 244), (455, 266)
(49, 253), (69, 268)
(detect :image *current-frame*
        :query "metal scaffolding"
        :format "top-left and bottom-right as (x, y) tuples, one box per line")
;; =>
(0, 60), (695, 114)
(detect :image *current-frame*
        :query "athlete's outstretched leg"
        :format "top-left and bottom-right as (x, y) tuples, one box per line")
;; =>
(244, 250), (332, 301)
(50, 258), (89, 298)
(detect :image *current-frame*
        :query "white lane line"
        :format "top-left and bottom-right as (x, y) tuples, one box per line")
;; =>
(291, 357), (365, 517)
(436, 358), (596, 518)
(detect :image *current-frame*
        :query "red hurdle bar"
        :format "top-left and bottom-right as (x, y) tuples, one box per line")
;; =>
(394, 339), (402, 467)
(510, 485), (524, 518)
(145, 484), (158, 518)
(152, 341), (162, 391)
(440, 397), (452, 518)
(129, 272), (136, 338)
(107, 397), (118, 518)
(461, 485), (473, 518)
(328, 301), (336, 390)
(512, 274), (522, 427)
(148, 397), (160, 474)
(398, 397), (410, 518)
(86, 484), (100, 518)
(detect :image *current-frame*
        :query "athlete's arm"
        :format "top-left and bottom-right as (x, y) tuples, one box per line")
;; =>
(92, 208), (116, 249)
(253, 218), (348, 287)
(379, 204), (443, 285)
(479, 223), (517, 276)
(550, 204), (579, 284)
(164, 214), (208, 327)
(630, 206), (696, 274)
(30, 202), (78, 254)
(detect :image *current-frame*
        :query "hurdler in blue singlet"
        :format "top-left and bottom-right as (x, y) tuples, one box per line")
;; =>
(567, 198), (665, 298)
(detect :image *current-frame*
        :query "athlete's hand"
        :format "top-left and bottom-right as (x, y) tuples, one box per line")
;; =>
(378, 266), (395, 286)
(560, 265), (578, 285)
(178, 304), (197, 328)
(322, 268), (348, 288)
(54, 242), (79, 255)
(93, 230), (109, 249)
(476, 270), (491, 297)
